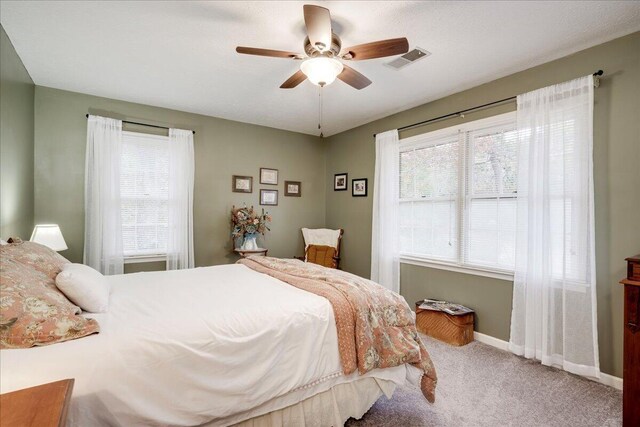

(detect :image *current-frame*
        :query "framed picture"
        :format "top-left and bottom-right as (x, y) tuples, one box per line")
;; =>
(232, 175), (253, 193)
(352, 178), (368, 197)
(285, 181), (301, 197)
(260, 189), (278, 206)
(334, 173), (348, 191)
(260, 168), (279, 185)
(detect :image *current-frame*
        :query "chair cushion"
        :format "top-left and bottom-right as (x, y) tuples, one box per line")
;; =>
(301, 228), (341, 251)
(305, 245), (337, 269)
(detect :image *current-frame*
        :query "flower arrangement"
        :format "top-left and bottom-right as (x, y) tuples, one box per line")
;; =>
(231, 205), (271, 239)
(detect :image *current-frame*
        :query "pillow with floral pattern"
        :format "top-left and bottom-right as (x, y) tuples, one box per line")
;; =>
(1, 240), (70, 281)
(0, 257), (99, 348)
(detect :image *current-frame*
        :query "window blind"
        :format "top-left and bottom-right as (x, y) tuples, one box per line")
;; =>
(464, 125), (518, 270)
(121, 131), (169, 257)
(399, 113), (518, 273)
(400, 134), (459, 262)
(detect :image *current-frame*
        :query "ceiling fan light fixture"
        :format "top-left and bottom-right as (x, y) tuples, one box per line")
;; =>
(300, 57), (343, 86)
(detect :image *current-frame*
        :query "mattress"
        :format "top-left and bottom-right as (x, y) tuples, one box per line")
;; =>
(0, 264), (417, 426)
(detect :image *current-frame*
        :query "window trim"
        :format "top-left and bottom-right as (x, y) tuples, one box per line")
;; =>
(399, 112), (517, 149)
(399, 112), (518, 279)
(122, 130), (169, 142)
(400, 255), (514, 281)
(124, 255), (167, 264)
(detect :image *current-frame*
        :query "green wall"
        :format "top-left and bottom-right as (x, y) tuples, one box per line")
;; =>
(0, 26), (34, 239)
(325, 32), (640, 378)
(33, 87), (326, 269)
(10, 25), (637, 378)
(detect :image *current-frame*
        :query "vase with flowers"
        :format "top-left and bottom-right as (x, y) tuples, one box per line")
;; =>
(231, 205), (272, 251)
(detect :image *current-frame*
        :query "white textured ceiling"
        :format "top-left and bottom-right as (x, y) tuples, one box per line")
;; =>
(1, 1), (639, 136)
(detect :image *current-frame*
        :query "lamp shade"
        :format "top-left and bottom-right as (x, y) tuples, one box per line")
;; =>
(300, 57), (343, 86)
(30, 224), (68, 251)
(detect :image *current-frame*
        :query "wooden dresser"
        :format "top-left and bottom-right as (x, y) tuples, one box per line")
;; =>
(620, 255), (640, 427)
(0, 379), (74, 427)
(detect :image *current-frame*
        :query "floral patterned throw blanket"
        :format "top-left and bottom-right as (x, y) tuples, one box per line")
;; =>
(238, 256), (437, 402)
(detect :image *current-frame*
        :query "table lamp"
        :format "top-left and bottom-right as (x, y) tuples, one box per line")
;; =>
(30, 224), (68, 251)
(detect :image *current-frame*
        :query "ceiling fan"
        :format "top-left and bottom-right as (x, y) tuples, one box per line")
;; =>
(236, 4), (409, 90)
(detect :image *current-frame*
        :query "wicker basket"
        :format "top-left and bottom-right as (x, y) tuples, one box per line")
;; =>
(415, 302), (475, 346)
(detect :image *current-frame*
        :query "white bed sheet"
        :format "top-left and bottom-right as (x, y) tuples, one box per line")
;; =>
(0, 264), (415, 426)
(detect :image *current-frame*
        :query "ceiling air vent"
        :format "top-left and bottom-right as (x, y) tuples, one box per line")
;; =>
(385, 47), (431, 70)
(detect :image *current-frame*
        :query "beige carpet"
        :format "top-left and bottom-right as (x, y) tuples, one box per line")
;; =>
(347, 335), (621, 427)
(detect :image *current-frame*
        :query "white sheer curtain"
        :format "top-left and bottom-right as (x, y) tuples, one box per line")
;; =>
(371, 129), (400, 293)
(166, 128), (195, 270)
(509, 75), (599, 378)
(84, 115), (124, 275)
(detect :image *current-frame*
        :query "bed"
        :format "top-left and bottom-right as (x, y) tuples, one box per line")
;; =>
(0, 243), (436, 426)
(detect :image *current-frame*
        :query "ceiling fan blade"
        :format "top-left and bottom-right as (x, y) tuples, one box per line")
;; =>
(303, 5), (332, 52)
(342, 37), (409, 60)
(338, 65), (372, 90)
(236, 46), (302, 59)
(280, 70), (307, 89)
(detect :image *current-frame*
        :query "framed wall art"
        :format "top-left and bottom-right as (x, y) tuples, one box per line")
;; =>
(334, 173), (348, 191)
(352, 178), (368, 197)
(260, 189), (278, 206)
(284, 181), (301, 197)
(232, 175), (253, 193)
(260, 168), (279, 185)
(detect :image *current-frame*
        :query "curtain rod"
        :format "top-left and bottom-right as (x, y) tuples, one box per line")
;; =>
(84, 114), (195, 134)
(373, 70), (603, 138)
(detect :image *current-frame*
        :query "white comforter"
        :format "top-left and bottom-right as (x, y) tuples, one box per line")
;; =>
(0, 264), (413, 426)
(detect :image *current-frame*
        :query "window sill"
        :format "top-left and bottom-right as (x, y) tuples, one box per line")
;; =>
(124, 255), (167, 264)
(400, 255), (514, 282)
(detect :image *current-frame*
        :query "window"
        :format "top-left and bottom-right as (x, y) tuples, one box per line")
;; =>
(399, 112), (518, 277)
(120, 131), (169, 258)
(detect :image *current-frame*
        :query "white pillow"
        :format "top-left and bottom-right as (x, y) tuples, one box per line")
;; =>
(55, 263), (110, 313)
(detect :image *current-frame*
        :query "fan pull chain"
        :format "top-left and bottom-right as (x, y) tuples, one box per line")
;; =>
(318, 87), (322, 138)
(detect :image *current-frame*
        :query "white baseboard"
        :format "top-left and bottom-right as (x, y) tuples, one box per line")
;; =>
(598, 372), (623, 390)
(473, 331), (510, 351)
(473, 332), (623, 391)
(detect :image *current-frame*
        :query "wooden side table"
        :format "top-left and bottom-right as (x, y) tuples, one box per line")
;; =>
(234, 248), (268, 258)
(0, 379), (74, 427)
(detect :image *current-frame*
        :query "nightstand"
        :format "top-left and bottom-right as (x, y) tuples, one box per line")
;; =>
(0, 379), (74, 427)
(234, 248), (268, 258)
